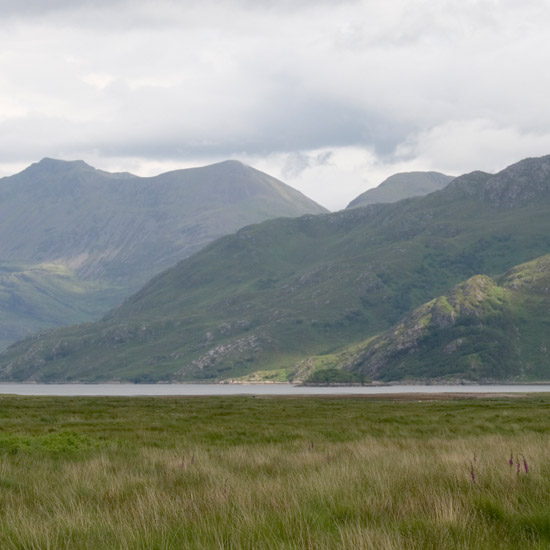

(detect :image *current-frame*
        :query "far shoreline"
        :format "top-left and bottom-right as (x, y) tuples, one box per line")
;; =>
(3, 382), (550, 398)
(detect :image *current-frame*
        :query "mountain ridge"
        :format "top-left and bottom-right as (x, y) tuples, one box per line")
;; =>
(2, 153), (550, 382)
(444, 155), (550, 207)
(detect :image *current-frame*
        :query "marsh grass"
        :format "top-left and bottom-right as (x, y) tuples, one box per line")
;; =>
(1, 394), (550, 548)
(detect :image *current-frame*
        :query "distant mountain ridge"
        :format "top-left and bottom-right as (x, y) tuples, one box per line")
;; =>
(0, 158), (327, 349)
(3, 154), (550, 382)
(346, 171), (454, 208)
(1, 158), (327, 280)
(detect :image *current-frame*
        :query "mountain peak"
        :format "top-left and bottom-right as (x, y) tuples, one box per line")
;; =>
(19, 158), (96, 179)
(197, 159), (252, 175)
(211, 159), (247, 167)
(38, 157), (89, 166)
(347, 171), (454, 208)
(37, 158), (93, 169)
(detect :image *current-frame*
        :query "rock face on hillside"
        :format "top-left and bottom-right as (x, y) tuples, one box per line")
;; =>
(346, 171), (454, 209)
(323, 275), (513, 381)
(0, 158), (327, 349)
(2, 153), (550, 383)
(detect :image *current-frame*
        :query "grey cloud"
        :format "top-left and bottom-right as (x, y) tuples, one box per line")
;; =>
(0, 65), (406, 162)
(0, 0), (123, 17)
(102, 95), (408, 161)
(0, 0), (359, 28)
(282, 153), (311, 179)
(0, 0), (549, 187)
(282, 151), (333, 179)
(0, 0), (356, 15)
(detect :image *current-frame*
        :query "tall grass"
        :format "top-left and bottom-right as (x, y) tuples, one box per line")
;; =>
(1, 394), (550, 548)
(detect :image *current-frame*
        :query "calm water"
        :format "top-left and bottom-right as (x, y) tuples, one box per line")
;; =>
(1, 383), (550, 396)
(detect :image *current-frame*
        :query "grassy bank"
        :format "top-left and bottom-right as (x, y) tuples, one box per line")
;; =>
(1, 394), (550, 548)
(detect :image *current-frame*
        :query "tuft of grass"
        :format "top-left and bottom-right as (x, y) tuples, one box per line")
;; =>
(0, 431), (102, 456)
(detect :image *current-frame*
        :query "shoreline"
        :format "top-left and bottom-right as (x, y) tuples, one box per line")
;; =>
(3, 379), (550, 386)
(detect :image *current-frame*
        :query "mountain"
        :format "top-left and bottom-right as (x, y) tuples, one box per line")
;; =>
(0, 158), (327, 350)
(301, 255), (550, 383)
(2, 154), (550, 383)
(346, 171), (454, 208)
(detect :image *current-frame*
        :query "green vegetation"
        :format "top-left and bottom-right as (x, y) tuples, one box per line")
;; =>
(307, 255), (550, 384)
(0, 261), (121, 350)
(304, 367), (364, 385)
(0, 158), (326, 350)
(1, 394), (550, 548)
(4, 155), (550, 382)
(346, 170), (454, 208)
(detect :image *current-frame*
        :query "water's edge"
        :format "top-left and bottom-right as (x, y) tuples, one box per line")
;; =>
(1, 383), (550, 397)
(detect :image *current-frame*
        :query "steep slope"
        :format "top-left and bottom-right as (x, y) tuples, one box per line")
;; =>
(303, 255), (550, 383)
(2, 154), (550, 383)
(346, 171), (454, 208)
(0, 159), (327, 348)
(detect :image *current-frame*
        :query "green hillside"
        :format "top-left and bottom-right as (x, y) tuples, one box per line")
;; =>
(302, 255), (550, 383)
(346, 171), (454, 208)
(0, 159), (326, 349)
(0, 261), (120, 351)
(1, 154), (550, 382)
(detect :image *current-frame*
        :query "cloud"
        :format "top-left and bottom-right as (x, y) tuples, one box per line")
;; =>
(81, 73), (116, 90)
(249, 147), (387, 211)
(281, 150), (333, 179)
(395, 119), (550, 176)
(0, 0), (549, 209)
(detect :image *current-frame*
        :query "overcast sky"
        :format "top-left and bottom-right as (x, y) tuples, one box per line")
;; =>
(1, 0), (550, 210)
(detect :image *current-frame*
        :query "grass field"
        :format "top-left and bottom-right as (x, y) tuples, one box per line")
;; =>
(1, 393), (550, 548)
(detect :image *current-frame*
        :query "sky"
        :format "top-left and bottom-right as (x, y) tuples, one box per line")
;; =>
(1, 0), (550, 210)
